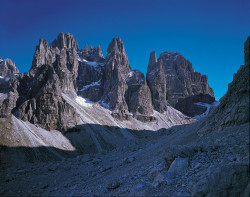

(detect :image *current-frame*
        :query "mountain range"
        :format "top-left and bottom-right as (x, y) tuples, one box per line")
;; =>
(0, 34), (249, 196)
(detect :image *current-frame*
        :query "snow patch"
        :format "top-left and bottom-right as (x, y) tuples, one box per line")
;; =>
(0, 93), (8, 100)
(76, 96), (94, 108)
(79, 80), (101, 91)
(193, 101), (220, 119)
(80, 59), (104, 67)
(128, 71), (134, 77)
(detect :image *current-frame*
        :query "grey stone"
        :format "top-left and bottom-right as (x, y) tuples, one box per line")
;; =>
(146, 51), (215, 116)
(102, 37), (131, 120)
(125, 70), (155, 121)
(189, 163), (249, 197)
(0, 58), (19, 77)
(51, 32), (79, 51)
(146, 52), (167, 113)
(106, 179), (120, 190)
(152, 173), (165, 187)
(168, 158), (189, 177)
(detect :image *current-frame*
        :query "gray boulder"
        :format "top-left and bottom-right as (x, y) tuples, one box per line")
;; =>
(168, 157), (189, 177)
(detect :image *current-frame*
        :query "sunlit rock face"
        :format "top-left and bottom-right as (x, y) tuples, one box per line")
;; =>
(146, 51), (215, 116)
(0, 58), (19, 77)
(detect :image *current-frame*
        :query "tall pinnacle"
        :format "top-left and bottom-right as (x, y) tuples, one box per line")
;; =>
(51, 32), (79, 50)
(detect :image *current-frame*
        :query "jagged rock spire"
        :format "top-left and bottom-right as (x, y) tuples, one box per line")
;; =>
(146, 50), (215, 116)
(146, 58), (167, 113)
(102, 37), (131, 119)
(107, 37), (125, 54)
(51, 32), (79, 51)
(147, 51), (157, 71)
(84, 44), (89, 52)
(29, 38), (52, 76)
(0, 58), (19, 77)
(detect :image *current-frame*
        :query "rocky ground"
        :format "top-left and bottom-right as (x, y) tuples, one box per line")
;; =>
(1, 121), (249, 196)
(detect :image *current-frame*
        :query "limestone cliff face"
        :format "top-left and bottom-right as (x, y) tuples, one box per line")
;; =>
(101, 37), (131, 120)
(0, 58), (19, 77)
(196, 36), (250, 135)
(100, 37), (155, 121)
(146, 51), (167, 113)
(146, 51), (215, 117)
(125, 70), (154, 121)
(2, 33), (211, 132)
(0, 33), (81, 131)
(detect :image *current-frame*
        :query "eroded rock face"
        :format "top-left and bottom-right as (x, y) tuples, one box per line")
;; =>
(0, 58), (19, 77)
(189, 163), (249, 197)
(0, 33), (81, 131)
(0, 58), (20, 117)
(51, 32), (79, 51)
(146, 51), (214, 116)
(146, 52), (167, 113)
(100, 37), (155, 121)
(76, 45), (105, 102)
(175, 94), (215, 117)
(125, 70), (154, 121)
(102, 37), (131, 120)
(78, 44), (105, 62)
(77, 60), (104, 102)
(197, 36), (250, 135)
(2, 33), (204, 130)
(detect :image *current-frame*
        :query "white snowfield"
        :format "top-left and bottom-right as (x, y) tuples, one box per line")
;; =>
(78, 58), (104, 68)
(75, 96), (94, 107)
(193, 101), (220, 119)
(67, 94), (194, 131)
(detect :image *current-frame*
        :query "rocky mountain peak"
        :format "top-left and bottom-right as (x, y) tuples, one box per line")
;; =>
(146, 58), (167, 113)
(107, 37), (125, 54)
(38, 38), (48, 51)
(102, 37), (130, 119)
(29, 38), (56, 77)
(0, 58), (19, 77)
(146, 50), (215, 117)
(51, 32), (79, 51)
(78, 44), (104, 62)
(148, 51), (158, 71)
(107, 37), (118, 53)
(84, 44), (89, 52)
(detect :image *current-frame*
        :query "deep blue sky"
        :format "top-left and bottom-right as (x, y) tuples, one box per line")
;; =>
(1, 0), (249, 100)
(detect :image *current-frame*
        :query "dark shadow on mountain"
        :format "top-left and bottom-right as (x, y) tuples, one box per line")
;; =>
(175, 93), (215, 117)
